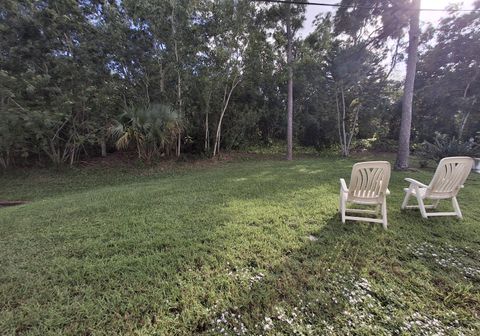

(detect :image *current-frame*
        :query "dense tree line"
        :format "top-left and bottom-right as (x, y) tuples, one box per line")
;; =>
(1, 0), (479, 168)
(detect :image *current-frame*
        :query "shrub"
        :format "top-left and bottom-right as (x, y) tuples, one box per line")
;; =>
(370, 138), (398, 152)
(109, 104), (183, 162)
(416, 133), (479, 165)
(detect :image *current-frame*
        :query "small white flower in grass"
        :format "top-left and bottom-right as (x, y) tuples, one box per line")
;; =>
(263, 317), (274, 331)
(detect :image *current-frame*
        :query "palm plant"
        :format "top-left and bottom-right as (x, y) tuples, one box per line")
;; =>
(417, 132), (479, 165)
(109, 104), (184, 162)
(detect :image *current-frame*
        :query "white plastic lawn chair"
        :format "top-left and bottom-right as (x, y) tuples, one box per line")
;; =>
(401, 156), (474, 219)
(339, 161), (391, 229)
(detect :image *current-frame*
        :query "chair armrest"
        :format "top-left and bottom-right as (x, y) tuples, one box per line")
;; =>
(404, 178), (428, 188)
(340, 178), (348, 193)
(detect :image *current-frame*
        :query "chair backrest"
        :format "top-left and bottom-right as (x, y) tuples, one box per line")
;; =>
(427, 156), (474, 198)
(348, 161), (391, 201)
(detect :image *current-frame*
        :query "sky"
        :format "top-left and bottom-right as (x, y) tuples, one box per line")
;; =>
(300, 0), (477, 37)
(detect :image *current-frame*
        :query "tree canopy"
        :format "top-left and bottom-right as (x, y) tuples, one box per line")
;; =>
(1, 0), (478, 167)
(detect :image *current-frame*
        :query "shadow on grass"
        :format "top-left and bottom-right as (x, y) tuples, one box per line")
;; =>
(194, 209), (480, 334)
(0, 160), (350, 334)
(1, 158), (479, 335)
(192, 214), (407, 334)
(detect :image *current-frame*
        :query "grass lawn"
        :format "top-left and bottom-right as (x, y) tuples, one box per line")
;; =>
(1, 155), (480, 335)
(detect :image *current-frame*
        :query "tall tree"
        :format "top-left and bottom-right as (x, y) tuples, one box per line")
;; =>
(335, 0), (423, 168)
(395, 0), (421, 170)
(286, 3), (294, 160)
(210, 0), (251, 157)
(414, 2), (480, 142)
(267, 2), (305, 160)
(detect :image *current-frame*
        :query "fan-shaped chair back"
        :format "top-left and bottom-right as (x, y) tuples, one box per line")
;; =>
(427, 157), (474, 198)
(348, 161), (391, 202)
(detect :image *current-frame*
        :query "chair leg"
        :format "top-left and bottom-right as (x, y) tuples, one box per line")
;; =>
(339, 192), (346, 223)
(417, 196), (428, 218)
(432, 199), (440, 209)
(452, 197), (463, 219)
(401, 189), (411, 210)
(381, 198), (388, 230)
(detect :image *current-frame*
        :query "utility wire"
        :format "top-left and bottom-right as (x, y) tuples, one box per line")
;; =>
(252, 0), (480, 12)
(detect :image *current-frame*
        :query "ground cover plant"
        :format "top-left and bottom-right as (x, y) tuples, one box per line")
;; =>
(1, 156), (480, 335)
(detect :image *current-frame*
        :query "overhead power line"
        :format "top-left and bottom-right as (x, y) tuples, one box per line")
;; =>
(252, 0), (480, 12)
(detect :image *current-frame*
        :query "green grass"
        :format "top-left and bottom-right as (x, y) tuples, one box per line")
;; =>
(1, 156), (480, 335)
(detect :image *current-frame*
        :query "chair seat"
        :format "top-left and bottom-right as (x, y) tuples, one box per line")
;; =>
(347, 196), (383, 205)
(403, 187), (453, 200)
(403, 187), (427, 198)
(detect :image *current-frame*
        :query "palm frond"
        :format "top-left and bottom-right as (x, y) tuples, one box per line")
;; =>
(115, 131), (131, 150)
(109, 103), (184, 159)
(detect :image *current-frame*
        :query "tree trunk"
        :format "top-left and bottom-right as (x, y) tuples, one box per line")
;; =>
(159, 61), (165, 94)
(144, 74), (150, 104)
(175, 61), (182, 157)
(395, 0), (421, 170)
(213, 78), (240, 157)
(335, 88), (344, 154)
(458, 68), (478, 139)
(341, 85), (348, 156)
(286, 3), (294, 161)
(205, 107), (209, 152)
(204, 89), (211, 152)
(347, 104), (360, 154)
(176, 131), (182, 157)
(100, 138), (107, 157)
(171, 3), (182, 158)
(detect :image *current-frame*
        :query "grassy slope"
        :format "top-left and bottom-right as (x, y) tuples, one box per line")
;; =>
(0, 157), (479, 335)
